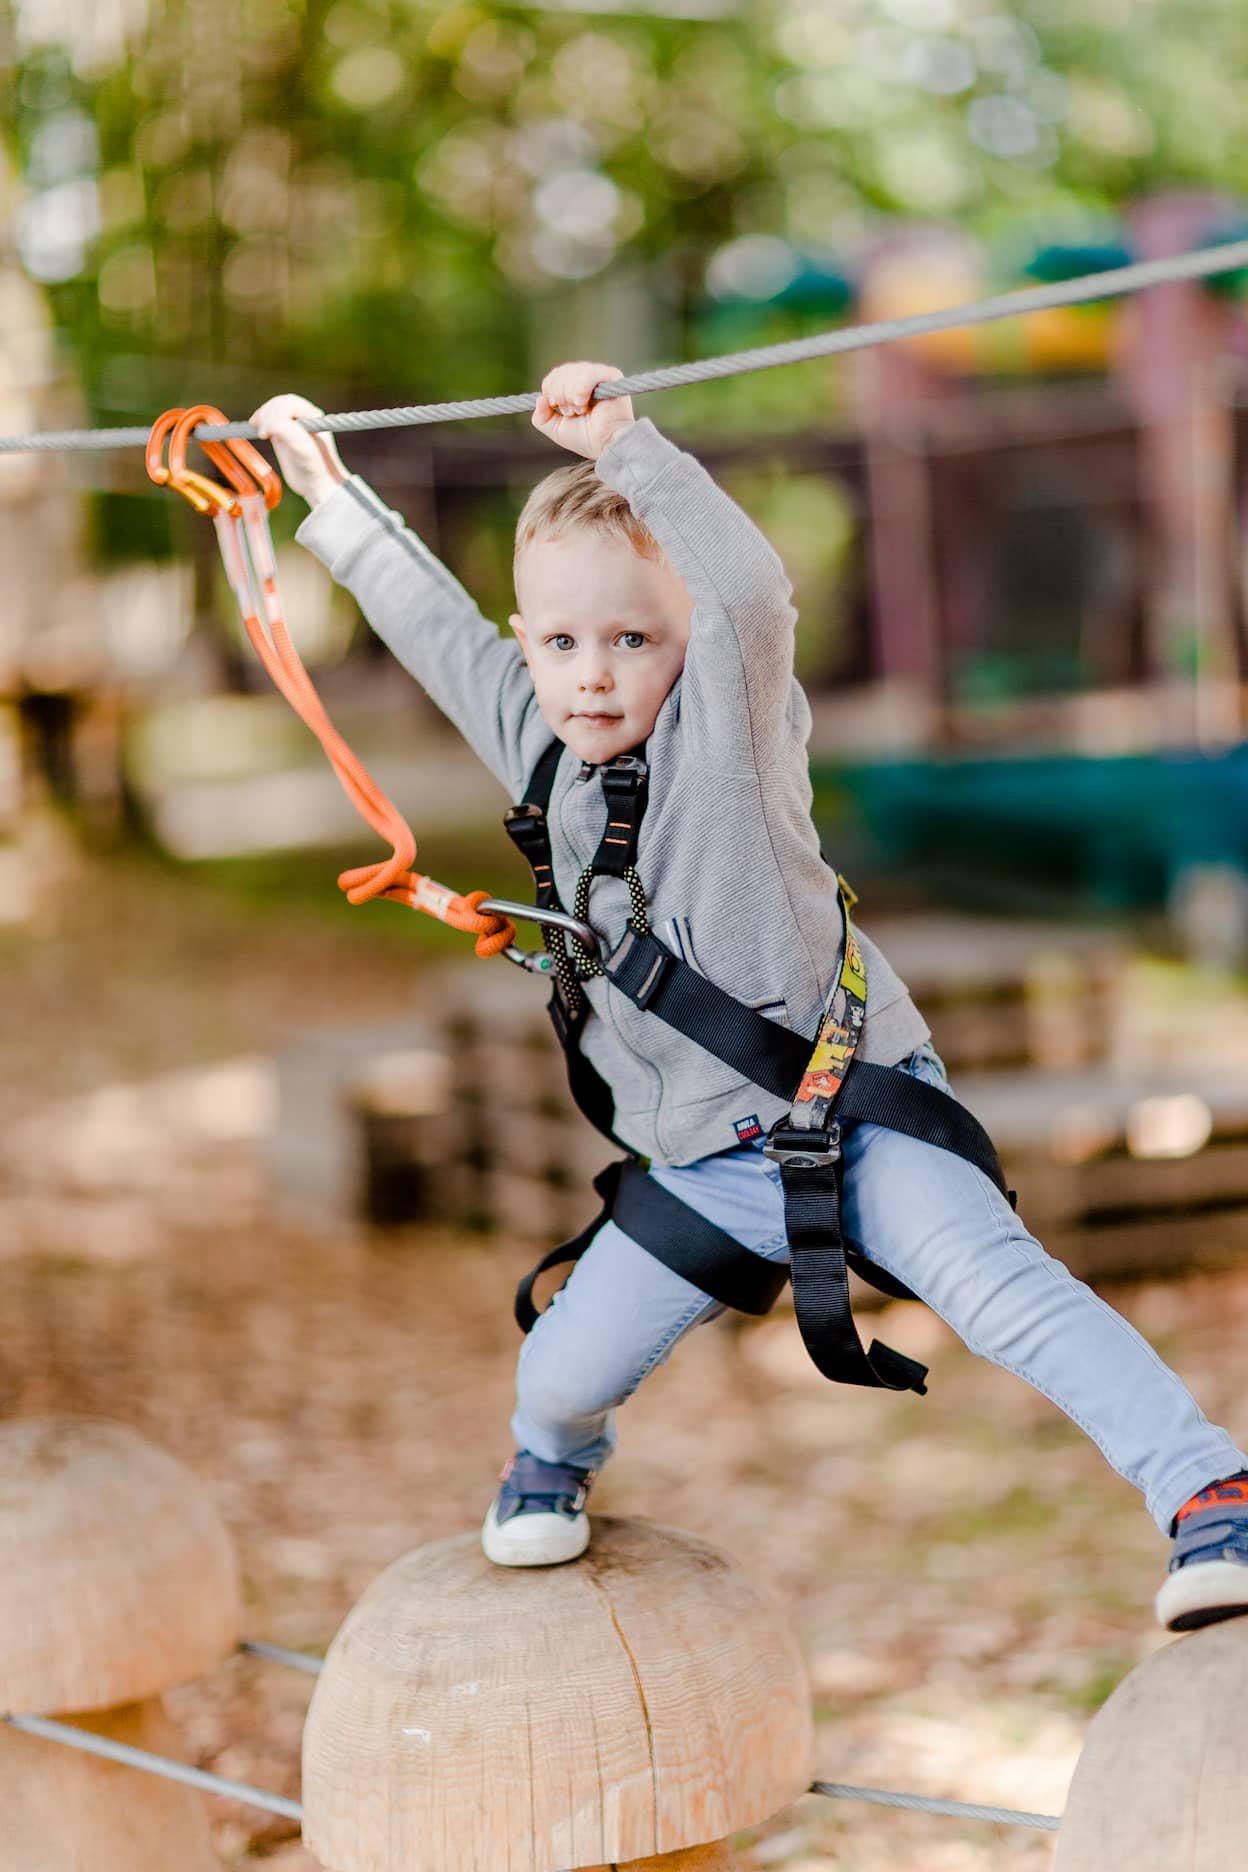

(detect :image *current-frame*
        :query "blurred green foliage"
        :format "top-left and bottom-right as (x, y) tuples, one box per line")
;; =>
(4, 0), (1248, 573)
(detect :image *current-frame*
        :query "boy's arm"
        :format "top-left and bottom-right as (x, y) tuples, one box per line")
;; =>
(594, 418), (799, 770)
(294, 477), (549, 797)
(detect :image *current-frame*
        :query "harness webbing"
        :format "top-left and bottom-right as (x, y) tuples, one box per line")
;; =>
(506, 740), (1015, 1399)
(605, 924), (812, 1098)
(780, 1140), (929, 1394)
(515, 1160), (789, 1332)
(837, 1062), (1008, 1195)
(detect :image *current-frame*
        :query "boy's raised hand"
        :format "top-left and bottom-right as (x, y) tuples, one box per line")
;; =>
(532, 362), (634, 461)
(249, 394), (349, 509)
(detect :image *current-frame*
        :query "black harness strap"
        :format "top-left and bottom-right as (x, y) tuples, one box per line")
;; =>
(549, 996), (626, 1148)
(770, 1116), (929, 1395)
(514, 1160), (788, 1333)
(503, 742), (624, 1146)
(503, 737), (564, 909)
(836, 1061), (1010, 1198)
(515, 1161), (623, 1333)
(613, 1160), (790, 1315)
(604, 925), (812, 1099)
(505, 741), (1015, 1400)
(590, 755), (648, 877)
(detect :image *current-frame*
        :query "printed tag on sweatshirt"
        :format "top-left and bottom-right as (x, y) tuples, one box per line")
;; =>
(734, 1113), (763, 1143)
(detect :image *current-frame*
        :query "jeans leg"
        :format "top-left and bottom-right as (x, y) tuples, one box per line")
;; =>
(840, 1051), (1248, 1531)
(511, 1147), (790, 1470)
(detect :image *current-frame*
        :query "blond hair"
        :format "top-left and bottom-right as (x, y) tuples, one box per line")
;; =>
(513, 459), (664, 580)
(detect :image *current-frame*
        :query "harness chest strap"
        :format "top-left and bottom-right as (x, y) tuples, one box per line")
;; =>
(505, 743), (1013, 1396)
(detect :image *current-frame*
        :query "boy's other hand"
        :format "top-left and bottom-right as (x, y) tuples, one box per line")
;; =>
(533, 362), (634, 461)
(249, 394), (349, 509)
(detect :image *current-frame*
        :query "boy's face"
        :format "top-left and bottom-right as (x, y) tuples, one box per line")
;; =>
(511, 529), (693, 765)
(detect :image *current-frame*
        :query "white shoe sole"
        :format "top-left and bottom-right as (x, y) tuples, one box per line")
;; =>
(481, 1500), (590, 1568)
(1155, 1559), (1248, 1631)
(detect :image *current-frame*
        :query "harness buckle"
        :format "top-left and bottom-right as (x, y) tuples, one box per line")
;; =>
(605, 926), (673, 1006)
(502, 802), (547, 848)
(600, 754), (648, 797)
(764, 1121), (842, 1170)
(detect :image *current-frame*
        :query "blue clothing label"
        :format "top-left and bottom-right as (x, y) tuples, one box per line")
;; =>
(734, 1113), (763, 1143)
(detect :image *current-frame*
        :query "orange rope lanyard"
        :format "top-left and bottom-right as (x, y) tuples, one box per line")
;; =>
(146, 406), (514, 959)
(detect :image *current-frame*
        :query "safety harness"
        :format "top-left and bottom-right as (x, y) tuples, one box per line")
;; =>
(506, 745), (1015, 1397)
(146, 406), (1010, 1398)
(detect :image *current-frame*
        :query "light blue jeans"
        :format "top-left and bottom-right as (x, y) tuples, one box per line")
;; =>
(512, 1045), (1247, 1532)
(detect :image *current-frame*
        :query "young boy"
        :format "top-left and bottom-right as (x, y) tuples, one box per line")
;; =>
(253, 365), (1248, 1631)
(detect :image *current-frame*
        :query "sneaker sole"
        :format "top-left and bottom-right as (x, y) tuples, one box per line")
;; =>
(481, 1502), (590, 1568)
(1155, 1559), (1248, 1632)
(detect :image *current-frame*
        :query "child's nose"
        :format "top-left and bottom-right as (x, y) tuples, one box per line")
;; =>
(578, 659), (612, 692)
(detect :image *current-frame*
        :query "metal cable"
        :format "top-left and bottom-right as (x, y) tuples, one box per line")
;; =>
(236, 1646), (1065, 1833)
(4, 1693), (1063, 1835)
(3, 1713), (304, 1823)
(810, 1778), (1061, 1831)
(238, 1638), (324, 1676)
(1, 236), (1246, 455)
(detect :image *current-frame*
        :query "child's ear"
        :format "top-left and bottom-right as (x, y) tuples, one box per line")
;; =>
(509, 612), (531, 661)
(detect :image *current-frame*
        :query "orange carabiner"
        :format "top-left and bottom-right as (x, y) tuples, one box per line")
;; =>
(144, 400), (513, 958)
(169, 404), (282, 513)
(144, 408), (182, 487)
(147, 404), (283, 518)
(146, 406), (237, 515)
(147, 408), (219, 514)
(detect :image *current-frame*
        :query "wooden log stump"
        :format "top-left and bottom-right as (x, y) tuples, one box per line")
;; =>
(0, 1416), (241, 1870)
(1054, 1620), (1248, 1870)
(302, 1516), (813, 1872)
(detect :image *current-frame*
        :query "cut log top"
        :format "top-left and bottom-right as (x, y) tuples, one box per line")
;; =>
(302, 1516), (813, 1872)
(1055, 1619), (1248, 1872)
(0, 1416), (239, 1715)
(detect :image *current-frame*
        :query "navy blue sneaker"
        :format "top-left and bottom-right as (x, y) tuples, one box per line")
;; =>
(481, 1451), (595, 1567)
(1156, 1471), (1248, 1631)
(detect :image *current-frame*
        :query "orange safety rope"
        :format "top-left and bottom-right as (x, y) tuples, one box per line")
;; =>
(147, 406), (514, 958)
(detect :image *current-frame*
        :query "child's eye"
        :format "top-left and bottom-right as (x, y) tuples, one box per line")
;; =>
(617, 631), (647, 650)
(547, 633), (576, 652)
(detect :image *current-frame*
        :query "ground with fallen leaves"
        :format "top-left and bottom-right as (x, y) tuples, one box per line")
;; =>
(3, 845), (1245, 1872)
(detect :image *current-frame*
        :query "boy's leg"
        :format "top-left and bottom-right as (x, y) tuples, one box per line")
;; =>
(488, 1220), (728, 1564)
(837, 1048), (1248, 1536)
(487, 1145), (789, 1563)
(511, 1144), (790, 1470)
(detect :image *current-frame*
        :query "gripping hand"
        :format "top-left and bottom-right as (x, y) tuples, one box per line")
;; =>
(532, 361), (635, 462)
(250, 394), (349, 509)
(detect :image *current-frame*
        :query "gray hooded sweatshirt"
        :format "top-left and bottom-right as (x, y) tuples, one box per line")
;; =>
(296, 416), (929, 1165)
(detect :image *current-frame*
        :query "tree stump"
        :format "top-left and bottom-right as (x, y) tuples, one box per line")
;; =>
(1054, 1620), (1248, 1870)
(302, 1516), (813, 1872)
(0, 1416), (240, 1870)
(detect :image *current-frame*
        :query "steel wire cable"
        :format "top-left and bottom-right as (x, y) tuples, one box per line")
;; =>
(3, 1641), (1066, 1836)
(809, 1779), (1061, 1830)
(2, 1712), (304, 1822)
(2, 1712), (1064, 1833)
(1, 236), (1247, 456)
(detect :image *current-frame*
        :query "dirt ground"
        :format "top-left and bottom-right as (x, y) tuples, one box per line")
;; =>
(3, 846), (1247, 1871)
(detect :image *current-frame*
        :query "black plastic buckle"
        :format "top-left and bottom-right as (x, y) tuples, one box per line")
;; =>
(503, 802), (548, 849)
(764, 1121), (842, 1169)
(606, 927), (673, 1007)
(601, 754), (648, 798)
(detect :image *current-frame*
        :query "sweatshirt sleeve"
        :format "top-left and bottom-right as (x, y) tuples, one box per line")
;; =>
(294, 476), (549, 798)
(594, 418), (799, 772)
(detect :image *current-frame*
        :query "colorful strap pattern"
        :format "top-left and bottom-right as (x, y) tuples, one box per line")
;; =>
(791, 889), (868, 1128)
